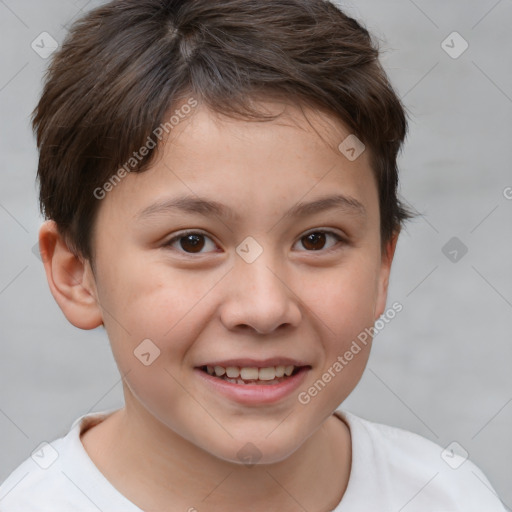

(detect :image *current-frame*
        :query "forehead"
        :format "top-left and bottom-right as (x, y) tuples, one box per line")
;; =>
(96, 100), (378, 226)
(165, 99), (354, 163)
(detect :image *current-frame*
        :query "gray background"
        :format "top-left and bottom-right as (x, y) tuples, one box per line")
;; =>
(0, 0), (511, 508)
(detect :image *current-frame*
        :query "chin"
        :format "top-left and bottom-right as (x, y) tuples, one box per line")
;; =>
(201, 432), (305, 468)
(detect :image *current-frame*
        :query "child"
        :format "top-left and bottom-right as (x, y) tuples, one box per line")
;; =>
(0, 0), (506, 510)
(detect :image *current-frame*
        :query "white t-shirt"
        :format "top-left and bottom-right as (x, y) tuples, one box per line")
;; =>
(0, 408), (506, 511)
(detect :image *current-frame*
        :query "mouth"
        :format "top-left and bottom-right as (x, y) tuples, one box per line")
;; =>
(195, 359), (312, 405)
(198, 364), (306, 386)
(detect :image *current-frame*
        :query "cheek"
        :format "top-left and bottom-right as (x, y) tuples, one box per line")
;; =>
(95, 254), (220, 367)
(95, 261), (217, 417)
(306, 253), (379, 387)
(306, 256), (380, 336)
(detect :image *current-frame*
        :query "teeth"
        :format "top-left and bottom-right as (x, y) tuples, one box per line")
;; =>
(258, 367), (276, 380)
(240, 367), (259, 380)
(223, 376), (286, 385)
(214, 366), (226, 377)
(203, 364), (300, 381)
(226, 366), (240, 378)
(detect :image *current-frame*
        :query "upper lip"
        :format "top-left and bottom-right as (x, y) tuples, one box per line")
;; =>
(196, 358), (311, 368)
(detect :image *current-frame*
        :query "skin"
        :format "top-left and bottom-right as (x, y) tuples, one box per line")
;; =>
(39, 99), (398, 512)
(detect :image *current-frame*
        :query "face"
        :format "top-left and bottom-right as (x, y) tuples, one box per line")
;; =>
(84, 100), (395, 464)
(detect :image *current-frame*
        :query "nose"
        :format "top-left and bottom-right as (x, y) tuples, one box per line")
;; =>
(219, 249), (302, 335)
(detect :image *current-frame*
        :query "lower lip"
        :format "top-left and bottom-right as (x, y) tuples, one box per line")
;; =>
(194, 367), (310, 405)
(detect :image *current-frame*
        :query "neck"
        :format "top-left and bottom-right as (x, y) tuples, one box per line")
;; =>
(81, 401), (351, 512)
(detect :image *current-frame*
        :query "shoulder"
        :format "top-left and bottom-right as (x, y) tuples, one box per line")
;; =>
(0, 409), (139, 512)
(334, 409), (506, 511)
(0, 435), (79, 512)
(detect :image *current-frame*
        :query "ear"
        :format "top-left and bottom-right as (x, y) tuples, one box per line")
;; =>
(38, 220), (103, 330)
(374, 230), (400, 320)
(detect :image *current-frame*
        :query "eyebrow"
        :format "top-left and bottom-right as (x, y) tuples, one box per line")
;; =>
(136, 193), (366, 222)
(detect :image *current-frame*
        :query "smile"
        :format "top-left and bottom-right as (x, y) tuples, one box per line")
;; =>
(199, 364), (300, 385)
(195, 361), (311, 405)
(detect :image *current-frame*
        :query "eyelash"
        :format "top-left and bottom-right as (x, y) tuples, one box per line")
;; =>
(163, 229), (347, 256)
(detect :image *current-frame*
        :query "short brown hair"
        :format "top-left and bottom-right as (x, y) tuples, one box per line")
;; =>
(32, 0), (414, 265)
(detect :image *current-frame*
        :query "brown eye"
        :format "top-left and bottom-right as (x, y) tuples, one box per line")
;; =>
(165, 231), (217, 254)
(302, 232), (326, 250)
(296, 230), (344, 252)
(179, 234), (205, 253)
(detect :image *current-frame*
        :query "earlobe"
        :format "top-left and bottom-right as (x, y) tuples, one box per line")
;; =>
(374, 230), (400, 319)
(38, 220), (103, 330)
